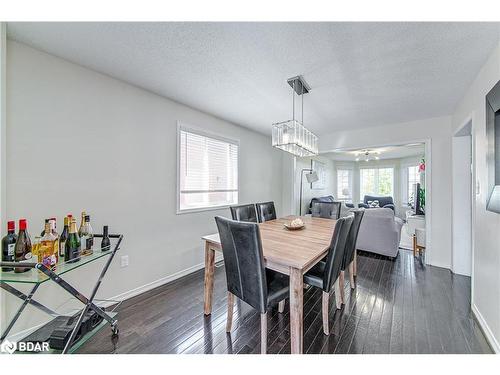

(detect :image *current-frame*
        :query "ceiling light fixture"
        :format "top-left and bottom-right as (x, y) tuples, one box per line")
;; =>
(355, 149), (381, 162)
(272, 76), (318, 157)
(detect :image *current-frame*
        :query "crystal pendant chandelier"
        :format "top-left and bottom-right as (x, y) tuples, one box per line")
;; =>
(272, 76), (318, 157)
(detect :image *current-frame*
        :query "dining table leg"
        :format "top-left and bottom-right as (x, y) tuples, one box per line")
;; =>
(289, 267), (304, 354)
(203, 242), (216, 315)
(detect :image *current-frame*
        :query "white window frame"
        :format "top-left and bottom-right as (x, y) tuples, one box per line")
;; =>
(176, 122), (240, 214)
(359, 166), (395, 201)
(401, 164), (420, 207)
(336, 168), (353, 201)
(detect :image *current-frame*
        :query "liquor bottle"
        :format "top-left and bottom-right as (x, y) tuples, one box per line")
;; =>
(14, 219), (33, 273)
(65, 217), (81, 263)
(49, 218), (59, 263)
(82, 215), (94, 256)
(59, 216), (69, 259)
(78, 211), (87, 254)
(1, 221), (17, 272)
(40, 218), (49, 236)
(101, 225), (111, 252)
(39, 222), (57, 269)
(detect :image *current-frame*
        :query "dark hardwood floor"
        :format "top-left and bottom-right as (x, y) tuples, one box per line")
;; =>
(79, 249), (492, 354)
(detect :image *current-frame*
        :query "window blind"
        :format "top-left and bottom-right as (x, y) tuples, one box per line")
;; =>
(179, 128), (238, 211)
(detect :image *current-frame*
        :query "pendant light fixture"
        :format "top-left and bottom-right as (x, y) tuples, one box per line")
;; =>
(272, 76), (318, 157)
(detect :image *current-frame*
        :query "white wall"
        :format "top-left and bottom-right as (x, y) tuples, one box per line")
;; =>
(452, 41), (500, 352)
(451, 134), (472, 276)
(2, 41), (283, 335)
(313, 116), (453, 269)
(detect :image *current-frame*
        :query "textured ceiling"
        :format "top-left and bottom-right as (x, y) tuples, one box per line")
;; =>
(7, 22), (500, 136)
(323, 143), (425, 161)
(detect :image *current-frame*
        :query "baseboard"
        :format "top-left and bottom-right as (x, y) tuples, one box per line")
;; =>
(472, 302), (500, 353)
(110, 254), (223, 303)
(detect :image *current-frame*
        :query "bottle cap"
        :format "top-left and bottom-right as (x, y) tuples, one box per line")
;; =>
(19, 219), (27, 230)
(67, 214), (73, 218)
(7, 221), (15, 231)
(50, 217), (56, 221)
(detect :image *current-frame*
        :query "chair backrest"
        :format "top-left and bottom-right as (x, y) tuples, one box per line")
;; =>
(230, 204), (258, 223)
(309, 195), (335, 213)
(256, 201), (277, 223)
(322, 215), (353, 292)
(215, 216), (268, 313)
(342, 209), (365, 269)
(311, 201), (341, 219)
(363, 195), (394, 207)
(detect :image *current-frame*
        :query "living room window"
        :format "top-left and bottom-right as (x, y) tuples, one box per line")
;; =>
(177, 125), (239, 213)
(337, 169), (353, 201)
(359, 167), (394, 200)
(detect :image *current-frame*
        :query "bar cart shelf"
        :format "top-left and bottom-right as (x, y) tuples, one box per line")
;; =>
(0, 233), (123, 354)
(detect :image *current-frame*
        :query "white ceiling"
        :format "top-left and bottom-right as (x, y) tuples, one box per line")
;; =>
(322, 143), (425, 161)
(7, 22), (500, 136)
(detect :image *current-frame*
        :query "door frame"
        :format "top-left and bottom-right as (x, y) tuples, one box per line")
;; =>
(454, 113), (476, 301)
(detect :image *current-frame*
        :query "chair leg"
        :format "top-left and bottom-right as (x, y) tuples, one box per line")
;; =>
(339, 270), (345, 304)
(260, 312), (267, 354)
(353, 250), (357, 276)
(334, 278), (342, 310)
(226, 292), (234, 333)
(278, 299), (285, 313)
(348, 261), (355, 289)
(322, 291), (329, 335)
(413, 234), (417, 257)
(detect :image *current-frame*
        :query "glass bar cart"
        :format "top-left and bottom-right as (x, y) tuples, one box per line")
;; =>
(0, 233), (123, 354)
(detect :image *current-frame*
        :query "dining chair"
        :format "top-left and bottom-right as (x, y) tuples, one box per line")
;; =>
(339, 209), (365, 304)
(303, 215), (353, 335)
(311, 201), (341, 219)
(230, 203), (258, 222)
(255, 201), (277, 223)
(214, 216), (289, 354)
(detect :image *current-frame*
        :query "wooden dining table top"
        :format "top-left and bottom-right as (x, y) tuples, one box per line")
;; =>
(202, 215), (337, 273)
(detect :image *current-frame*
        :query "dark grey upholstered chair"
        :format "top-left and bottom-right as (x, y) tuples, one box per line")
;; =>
(311, 201), (341, 219)
(230, 204), (258, 223)
(308, 195), (335, 214)
(339, 209), (365, 303)
(303, 215), (353, 335)
(215, 216), (289, 353)
(256, 201), (277, 223)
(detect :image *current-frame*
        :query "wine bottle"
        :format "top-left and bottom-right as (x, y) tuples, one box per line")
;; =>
(14, 219), (33, 273)
(82, 215), (94, 256)
(65, 217), (81, 263)
(40, 218), (49, 236)
(2, 221), (17, 272)
(101, 225), (111, 252)
(59, 216), (69, 258)
(78, 211), (88, 255)
(49, 218), (59, 263)
(40, 222), (57, 269)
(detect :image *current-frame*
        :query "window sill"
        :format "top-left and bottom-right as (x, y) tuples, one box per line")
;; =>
(176, 204), (235, 215)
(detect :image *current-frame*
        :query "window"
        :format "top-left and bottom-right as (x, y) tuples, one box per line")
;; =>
(406, 165), (420, 205)
(360, 167), (394, 200)
(337, 169), (353, 201)
(178, 126), (238, 212)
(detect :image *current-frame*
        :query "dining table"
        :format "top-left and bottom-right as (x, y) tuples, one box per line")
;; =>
(201, 215), (338, 354)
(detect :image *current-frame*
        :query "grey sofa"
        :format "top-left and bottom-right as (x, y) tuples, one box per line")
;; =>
(358, 195), (395, 212)
(355, 207), (403, 258)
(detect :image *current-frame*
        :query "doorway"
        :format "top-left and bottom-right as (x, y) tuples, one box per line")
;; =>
(452, 120), (473, 276)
